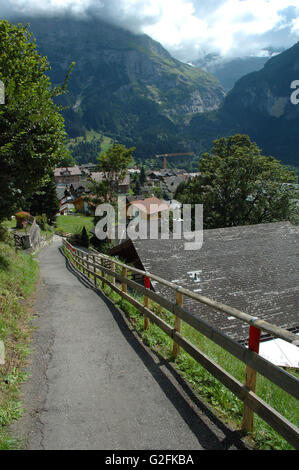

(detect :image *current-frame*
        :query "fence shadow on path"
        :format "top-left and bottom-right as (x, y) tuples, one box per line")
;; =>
(61, 248), (249, 451)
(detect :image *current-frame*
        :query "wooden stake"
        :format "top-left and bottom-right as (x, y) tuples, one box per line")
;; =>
(93, 255), (97, 286)
(144, 276), (150, 330)
(101, 258), (105, 288)
(87, 254), (90, 279)
(242, 325), (261, 433)
(111, 262), (116, 285)
(122, 267), (127, 293)
(173, 291), (183, 358)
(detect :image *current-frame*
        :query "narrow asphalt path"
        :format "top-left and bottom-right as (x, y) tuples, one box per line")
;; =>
(16, 239), (248, 450)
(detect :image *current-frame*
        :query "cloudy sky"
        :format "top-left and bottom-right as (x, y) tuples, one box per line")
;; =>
(2, 0), (299, 61)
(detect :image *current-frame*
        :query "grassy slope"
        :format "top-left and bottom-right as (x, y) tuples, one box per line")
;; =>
(56, 215), (94, 236)
(0, 241), (39, 449)
(68, 130), (113, 153)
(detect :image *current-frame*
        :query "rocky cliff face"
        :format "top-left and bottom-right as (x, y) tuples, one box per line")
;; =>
(17, 16), (224, 157)
(224, 42), (299, 120)
(192, 51), (288, 92)
(187, 43), (299, 167)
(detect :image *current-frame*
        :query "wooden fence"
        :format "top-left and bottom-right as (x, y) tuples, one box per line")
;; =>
(62, 239), (299, 449)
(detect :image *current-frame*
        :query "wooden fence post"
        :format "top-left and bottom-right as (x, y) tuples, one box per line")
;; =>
(122, 267), (127, 293)
(100, 258), (105, 288)
(173, 291), (183, 358)
(93, 255), (97, 286)
(81, 252), (84, 272)
(242, 325), (261, 433)
(111, 262), (116, 285)
(83, 252), (86, 274)
(79, 251), (83, 273)
(76, 249), (80, 270)
(144, 275), (150, 330)
(87, 253), (90, 279)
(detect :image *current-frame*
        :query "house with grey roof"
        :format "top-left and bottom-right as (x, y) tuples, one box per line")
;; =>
(89, 172), (130, 194)
(54, 166), (82, 185)
(109, 222), (299, 343)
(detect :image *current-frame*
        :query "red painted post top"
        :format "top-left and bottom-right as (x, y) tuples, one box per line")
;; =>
(248, 325), (261, 353)
(144, 276), (150, 289)
(67, 242), (75, 253)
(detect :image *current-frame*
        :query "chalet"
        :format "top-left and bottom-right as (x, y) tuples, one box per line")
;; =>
(54, 166), (82, 185)
(146, 168), (188, 182)
(69, 183), (89, 198)
(126, 195), (145, 204)
(79, 163), (97, 172)
(72, 196), (95, 215)
(127, 196), (169, 221)
(109, 222), (299, 344)
(162, 174), (190, 197)
(56, 185), (69, 203)
(89, 172), (130, 194)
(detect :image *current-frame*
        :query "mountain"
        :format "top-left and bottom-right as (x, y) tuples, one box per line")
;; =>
(188, 42), (299, 166)
(16, 16), (225, 161)
(193, 53), (272, 91)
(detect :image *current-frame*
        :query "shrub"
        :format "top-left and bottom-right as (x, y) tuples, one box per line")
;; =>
(0, 224), (14, 246)
(15, 211), (31, 229)
(35, 214), (48, 231)
(54, 228), (65, 236)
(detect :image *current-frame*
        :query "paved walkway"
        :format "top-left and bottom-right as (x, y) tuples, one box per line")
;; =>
(17, 239), (247, 450)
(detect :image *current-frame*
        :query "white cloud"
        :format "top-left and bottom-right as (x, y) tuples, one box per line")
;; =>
(2, 0), (299, 60)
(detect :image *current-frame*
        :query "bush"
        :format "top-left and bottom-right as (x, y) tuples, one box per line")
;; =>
(35, 214), (48, 231)
(0, 225), (14, 246)
(15, 211), (31, 229)
(54, 228), (65, 236)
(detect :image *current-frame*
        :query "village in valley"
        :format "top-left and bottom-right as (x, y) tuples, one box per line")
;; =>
(51, 159), (299, 364)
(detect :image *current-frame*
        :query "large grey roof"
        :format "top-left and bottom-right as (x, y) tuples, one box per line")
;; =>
(54, 166), (81, 176)
(131, 222), (299, 343)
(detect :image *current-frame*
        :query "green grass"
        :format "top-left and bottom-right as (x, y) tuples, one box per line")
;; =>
(3, 218), (54, 241)
(56, 215), (94, 236)
(0, 240), (39, 449)
(2, 219), (16, 230)
(68, 130), (113, 154)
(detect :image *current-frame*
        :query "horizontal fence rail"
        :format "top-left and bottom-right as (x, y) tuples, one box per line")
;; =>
(62, 239), (299, 449)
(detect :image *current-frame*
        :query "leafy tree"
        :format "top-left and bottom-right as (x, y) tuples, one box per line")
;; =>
(176, 134), (297, 229)
(0, 20), (73, 222)
(153, 185), (163, 199)
(96, 143), (135, 201)
(87, 179), (110, 205)
(26, 176), (59, 225)
(35, 213), (48, 231)
(56, 151), (76, 168)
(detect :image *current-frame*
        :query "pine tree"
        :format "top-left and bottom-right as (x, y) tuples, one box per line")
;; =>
(80, 226), (90, 248)
(27, 176), (60, 225)
(139, 166), (146, 186)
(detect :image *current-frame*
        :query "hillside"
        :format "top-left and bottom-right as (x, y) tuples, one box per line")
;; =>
(193, 54), (271, 91)
(188, 42), (299, 166)
(17, 16), (225, 161)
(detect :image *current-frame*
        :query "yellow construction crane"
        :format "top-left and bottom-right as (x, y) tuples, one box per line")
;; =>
(156, 152), (194, 169)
